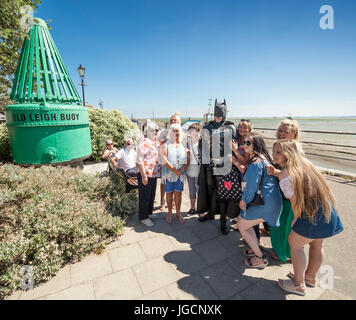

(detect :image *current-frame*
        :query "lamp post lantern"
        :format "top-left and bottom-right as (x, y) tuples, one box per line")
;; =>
(77, 64), (86, 106)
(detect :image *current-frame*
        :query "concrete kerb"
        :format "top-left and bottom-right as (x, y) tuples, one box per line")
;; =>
(318, 166), (356, 181)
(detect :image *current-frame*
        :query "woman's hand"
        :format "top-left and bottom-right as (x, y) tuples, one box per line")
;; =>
(141, 174), (148, 186)
(174, 168), (182, 176)
(232, 140), (239, 154)
(267, 164), (276, 175)
(267, 164), (281, 177)
(239, 200), (246, 211)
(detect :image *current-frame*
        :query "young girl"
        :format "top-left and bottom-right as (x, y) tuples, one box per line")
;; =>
(268, 119), (302, 262)
(268, 140), (343, 296)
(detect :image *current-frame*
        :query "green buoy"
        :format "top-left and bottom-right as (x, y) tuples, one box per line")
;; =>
(5, 18), (92, 165)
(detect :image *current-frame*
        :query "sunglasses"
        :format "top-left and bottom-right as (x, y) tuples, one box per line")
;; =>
(243, 140), (252, 146)
(107, 143), (113, 146)
(240, 119), (251, 123)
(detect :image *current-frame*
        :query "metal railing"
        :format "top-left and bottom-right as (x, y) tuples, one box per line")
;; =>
(254, 127), (356, 163)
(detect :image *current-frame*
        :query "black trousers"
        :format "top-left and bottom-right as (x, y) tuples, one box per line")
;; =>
(138, 173), (157, 221)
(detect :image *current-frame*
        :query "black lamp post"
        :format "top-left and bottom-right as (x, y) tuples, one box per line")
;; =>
(77, 64), (86, 106)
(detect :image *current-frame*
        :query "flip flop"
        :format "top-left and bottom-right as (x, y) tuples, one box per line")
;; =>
(278, 279), (307, 296)
(287, 271), (316, 288)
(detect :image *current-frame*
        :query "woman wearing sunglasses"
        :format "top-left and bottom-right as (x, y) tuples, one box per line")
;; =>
(236, 133), (283, 269)
(101, 139), (119, 160)
(136, 121), (162, 227)
(161, 123), (190, 224)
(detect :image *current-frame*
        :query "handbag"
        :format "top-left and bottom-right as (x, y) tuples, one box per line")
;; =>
(246, 160), (265, 208)
(216, 164), (242, 200)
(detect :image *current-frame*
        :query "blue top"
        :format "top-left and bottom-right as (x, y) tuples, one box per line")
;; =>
(241, 160), (283, 227)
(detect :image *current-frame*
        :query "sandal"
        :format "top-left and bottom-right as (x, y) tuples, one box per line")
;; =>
(287, 271), (316, 288)
(278, 279), (307, 296)
(187, 209), (195, 216)
(231, 224), (239, 232)
(166, 214), (172, 223)
(245, 254), (268, 269)
(243, 249), (255, 257)
(160, 204), (165, 212)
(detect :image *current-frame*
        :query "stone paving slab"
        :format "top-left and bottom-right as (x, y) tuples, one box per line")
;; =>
(139, 235), (177, 259)
(94, 268), (142, 300)
(108, 242), (147, 272)
(166, 275), (219, 300)
(71, 252), (112, 286)
(43, 282), (95, 300)
(132, 257), (181, 296)
(199, 260), (251, 299)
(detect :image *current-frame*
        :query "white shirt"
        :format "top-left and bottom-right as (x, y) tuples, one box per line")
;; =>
(115, 148), (137, 172)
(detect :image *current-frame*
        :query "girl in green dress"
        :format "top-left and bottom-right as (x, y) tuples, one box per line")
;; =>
(267, 119), (302, 262)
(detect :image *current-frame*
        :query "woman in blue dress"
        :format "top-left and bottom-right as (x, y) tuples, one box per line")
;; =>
(270, 140), (344, 296)
(236, 133), (283, 269)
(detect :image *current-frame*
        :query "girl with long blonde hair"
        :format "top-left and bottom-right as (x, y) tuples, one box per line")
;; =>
(268, 119), (302, 262)
(268, 140), (343, 296)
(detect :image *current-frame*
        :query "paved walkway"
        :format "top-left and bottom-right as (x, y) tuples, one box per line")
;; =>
(6, 164), (352, 300)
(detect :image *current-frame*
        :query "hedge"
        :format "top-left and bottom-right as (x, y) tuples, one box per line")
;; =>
(0, 123), (11, 162)
(0, 164), (138, 299)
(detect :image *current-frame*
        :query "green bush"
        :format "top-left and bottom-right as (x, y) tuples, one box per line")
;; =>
(0, 164), (138, 299)
(0, 123), (11, 163)
(88, 109), (142, 162)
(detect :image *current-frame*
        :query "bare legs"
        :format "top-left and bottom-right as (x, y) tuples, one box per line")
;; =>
(190, 198), (196, 211)
(160, 183), (165, 211)
(288, 230), (323, 286)
(166, 191), (184, 224)
(237, 217), (265, 265)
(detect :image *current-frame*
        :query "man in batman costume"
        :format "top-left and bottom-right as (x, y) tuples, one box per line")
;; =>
(196, 99), (240, 234)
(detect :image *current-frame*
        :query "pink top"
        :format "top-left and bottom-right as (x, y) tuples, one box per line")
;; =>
(137, 137), (161, 178)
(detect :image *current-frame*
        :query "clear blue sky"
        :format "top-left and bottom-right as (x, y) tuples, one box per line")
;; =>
(35, 0), (356, 118)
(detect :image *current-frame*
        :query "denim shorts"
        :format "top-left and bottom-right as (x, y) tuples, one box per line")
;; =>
(164, 179), (184, 193)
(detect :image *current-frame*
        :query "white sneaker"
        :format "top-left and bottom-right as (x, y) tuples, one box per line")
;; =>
(141, 218), (154, 227)
(148, 213), (159, 219)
